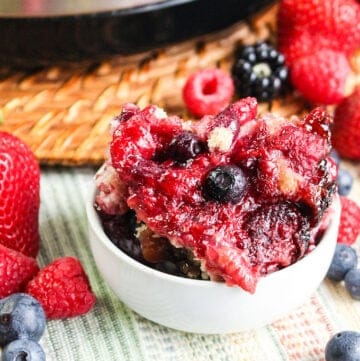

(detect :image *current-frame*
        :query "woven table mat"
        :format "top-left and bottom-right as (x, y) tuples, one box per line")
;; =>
(0, 4), (310, 166)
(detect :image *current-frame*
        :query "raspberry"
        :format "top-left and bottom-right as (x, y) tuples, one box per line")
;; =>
(337, 196), (360, 246)
(332, 87), (360, 160)
(231, 42), (289, 101)
(182, 68), (234, 117)
(0, 244), (39, 299)
(0, 132), (40, 257)
(26, 257), (96, 319)
(290, 49), (351, 105)
(108, 101), (336, 292)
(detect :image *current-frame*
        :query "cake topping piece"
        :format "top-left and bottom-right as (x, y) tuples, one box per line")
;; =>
(207, 127), (234, 152)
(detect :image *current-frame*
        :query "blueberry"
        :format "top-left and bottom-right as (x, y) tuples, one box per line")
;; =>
(2, 339), (45, 361)
(345, 269), (360, 300)
(327, 244), (358, 282)
(166, 132), (205, 164)
(325, 331), (360, 361)
(337, 168), (353, 196)
(0, 293), (46, 347)
(202, 165), (247, 203)
(330, 149), (341, 165)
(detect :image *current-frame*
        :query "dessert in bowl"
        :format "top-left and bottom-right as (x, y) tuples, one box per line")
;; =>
(87, 98), (340, 334)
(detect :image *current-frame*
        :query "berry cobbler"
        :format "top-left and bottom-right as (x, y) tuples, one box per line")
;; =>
(94, 98), (337, 293)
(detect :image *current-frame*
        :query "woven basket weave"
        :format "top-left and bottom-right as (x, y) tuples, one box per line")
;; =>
(0, 4), (311, 166)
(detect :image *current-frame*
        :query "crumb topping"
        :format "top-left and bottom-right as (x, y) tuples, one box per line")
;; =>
(207, 127), (234, 152)
(277, 160), (302, 194)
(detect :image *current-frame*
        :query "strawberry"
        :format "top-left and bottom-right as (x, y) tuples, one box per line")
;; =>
(279, 30), (346, 66)
(26, 257), (96, 319)
(332, 87), (360, 159)
(290, 49), (351, 105)
(278, 0), (360, 58)
(277, 0), (360, 105)
(0, 244), (39, 299)
(337, 196), (360, 246)
(0, 132), (40, 257)
(278, 32), (325, 65)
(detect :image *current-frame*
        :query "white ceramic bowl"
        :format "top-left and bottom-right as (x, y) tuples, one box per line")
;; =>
(87, 188), (340, 334)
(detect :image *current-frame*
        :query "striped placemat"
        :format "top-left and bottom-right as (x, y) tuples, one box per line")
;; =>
(35, 162), (360, 361)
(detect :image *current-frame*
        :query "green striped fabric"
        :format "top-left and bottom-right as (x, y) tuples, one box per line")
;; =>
(37, 164), (359, 361)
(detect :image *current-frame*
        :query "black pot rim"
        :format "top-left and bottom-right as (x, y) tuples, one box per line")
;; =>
(0, 0), (274, 68)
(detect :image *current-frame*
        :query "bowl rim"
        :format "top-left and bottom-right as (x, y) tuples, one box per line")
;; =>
(86, 186), (340, 290)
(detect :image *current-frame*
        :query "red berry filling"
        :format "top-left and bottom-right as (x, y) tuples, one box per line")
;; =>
(182, 68), (234, 117)
(102, 99), (336, 293)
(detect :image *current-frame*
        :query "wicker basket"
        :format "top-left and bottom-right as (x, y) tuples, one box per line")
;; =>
(0, 4), (313, 166)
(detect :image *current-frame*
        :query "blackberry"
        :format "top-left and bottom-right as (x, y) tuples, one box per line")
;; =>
(231, 42), (289, 102)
